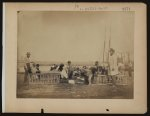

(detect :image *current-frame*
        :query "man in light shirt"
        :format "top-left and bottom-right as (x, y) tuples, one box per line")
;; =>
(108, 48), (119, 85)
(109, 48), (118, 75)
(24, 52), (32, 83)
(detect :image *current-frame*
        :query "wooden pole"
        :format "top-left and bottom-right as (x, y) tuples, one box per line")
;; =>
(107, 25), (111, 62)
(128, 52), (130, 63)
(108, 24), (111, 70)
(107, 25), (111, 67)
(109, 25), (111, 51)
(103, 25), (106, 63)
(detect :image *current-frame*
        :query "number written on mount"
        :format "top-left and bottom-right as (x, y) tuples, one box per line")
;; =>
(122, 7), (130, 11)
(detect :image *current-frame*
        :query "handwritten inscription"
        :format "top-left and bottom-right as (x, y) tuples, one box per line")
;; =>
(74, 4), (131, 11)
(74, 4), (108, 11)
(122, 7), (130, 11)
(80, 7), (108, 11)
(75, 4), (79, 9)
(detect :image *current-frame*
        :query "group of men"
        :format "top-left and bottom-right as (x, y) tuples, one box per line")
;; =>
(23, 48), (133, 85)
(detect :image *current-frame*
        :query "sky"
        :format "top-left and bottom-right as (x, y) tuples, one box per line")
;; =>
(17, 11), (134, 62)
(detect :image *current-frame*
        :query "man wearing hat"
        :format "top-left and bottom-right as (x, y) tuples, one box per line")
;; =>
(108, 48), (119, 85)
(109, 48), (118, 74)
(24, 52), (32, 83)
(66, 61), (73, 79)
(90, 61), (102, 84)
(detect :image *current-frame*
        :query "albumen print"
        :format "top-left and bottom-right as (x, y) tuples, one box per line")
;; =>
(17, 11), (134, 99)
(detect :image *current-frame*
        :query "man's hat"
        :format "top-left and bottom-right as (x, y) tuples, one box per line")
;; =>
(67, 61), (71, 63)
(109, 48), (115, 53)
(60, 63), (64, 67)
(26, 52), (31, 55)
(95, 61), (99, 64)
(36, 64), (40, 67)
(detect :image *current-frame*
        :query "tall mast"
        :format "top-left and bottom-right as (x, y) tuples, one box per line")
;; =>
(109, 24), (111, 51)
(107, 24), (111, 63)
(103, 25), (106, 63)
(128, 52), (130, 63)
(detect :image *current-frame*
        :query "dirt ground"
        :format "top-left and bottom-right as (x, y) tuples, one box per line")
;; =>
(17, 73), (133, 99)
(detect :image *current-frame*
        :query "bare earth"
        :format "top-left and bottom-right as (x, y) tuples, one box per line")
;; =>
(17, 74), (133, 99)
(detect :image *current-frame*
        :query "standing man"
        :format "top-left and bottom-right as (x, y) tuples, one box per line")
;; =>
(108, 48), (118, 85)
(90, 61), (101, 84)
(66, 61), (73, 79)
(24, 52), (32, 83)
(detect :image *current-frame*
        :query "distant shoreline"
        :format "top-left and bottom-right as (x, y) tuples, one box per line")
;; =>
(17, 60), (100, 67)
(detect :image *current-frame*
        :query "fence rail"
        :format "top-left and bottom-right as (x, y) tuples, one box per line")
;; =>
(28, 72), (61, 84)
(95, 74), (128, 85)
(28, 72), (128, 85)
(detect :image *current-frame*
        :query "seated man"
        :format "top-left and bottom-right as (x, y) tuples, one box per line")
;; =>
(36, 64), (41, 80)
(58, 64), (68, 79)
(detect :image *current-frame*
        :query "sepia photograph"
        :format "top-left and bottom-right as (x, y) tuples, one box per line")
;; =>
(17, 11), (134, 99)
(3, 3), (146, 113)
